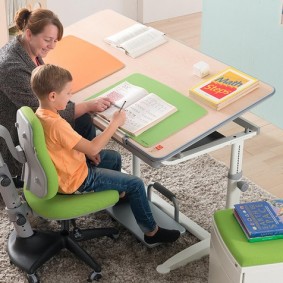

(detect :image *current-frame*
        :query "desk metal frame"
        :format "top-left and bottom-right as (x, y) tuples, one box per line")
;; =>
(121, 117), (259, 273)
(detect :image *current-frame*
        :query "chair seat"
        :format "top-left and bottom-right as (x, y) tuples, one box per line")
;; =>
(214, 209), (283, 267)
(24, 189), (119, 220)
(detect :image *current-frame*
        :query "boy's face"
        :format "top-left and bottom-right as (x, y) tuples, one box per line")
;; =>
(54, 81), (73, 111)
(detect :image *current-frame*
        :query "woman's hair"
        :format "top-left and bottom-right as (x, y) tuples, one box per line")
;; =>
(31, 64), (72, 99)
(14, 8), (63, 40)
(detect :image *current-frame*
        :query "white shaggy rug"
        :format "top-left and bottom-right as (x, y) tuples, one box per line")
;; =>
(0, 141), (274, 283)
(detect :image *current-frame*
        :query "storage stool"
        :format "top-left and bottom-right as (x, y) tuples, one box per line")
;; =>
(208, 209), (283, 283)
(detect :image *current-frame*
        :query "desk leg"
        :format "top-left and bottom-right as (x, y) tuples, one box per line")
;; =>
(155, 137), (244, 273)
(151, 192), (211, 274)
(156, 238), (210, 274)
(132, 154), (141, 177)
(226, 140), (244, 208)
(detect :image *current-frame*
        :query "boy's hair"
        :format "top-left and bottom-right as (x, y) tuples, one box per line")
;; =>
(31, 64), (72, 99)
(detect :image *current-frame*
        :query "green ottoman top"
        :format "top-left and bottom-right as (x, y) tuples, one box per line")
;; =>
(214, 209), (283, 267)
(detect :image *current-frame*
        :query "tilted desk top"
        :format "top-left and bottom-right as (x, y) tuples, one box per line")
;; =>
(67, 9), (274, 166)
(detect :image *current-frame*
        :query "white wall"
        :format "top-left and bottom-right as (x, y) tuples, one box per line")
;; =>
(47, 0), (137, 27)
(202, 0), (283, 129)
(138, 0), (202, 23)
(47, 0), (202, 27)
(0, 0), (8, 47)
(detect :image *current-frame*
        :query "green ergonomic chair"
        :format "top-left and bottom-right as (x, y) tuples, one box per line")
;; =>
(0, 106), (119, 282)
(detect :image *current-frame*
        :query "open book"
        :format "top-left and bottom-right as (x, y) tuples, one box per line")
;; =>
(97, 81), (177, 136)
(104, 23), (167, 58)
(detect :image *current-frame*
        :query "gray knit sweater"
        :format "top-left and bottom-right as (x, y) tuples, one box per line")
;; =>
(0, 36), (75, 176)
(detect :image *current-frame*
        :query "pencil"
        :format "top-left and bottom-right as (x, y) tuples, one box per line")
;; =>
(119, 100), (126, 112)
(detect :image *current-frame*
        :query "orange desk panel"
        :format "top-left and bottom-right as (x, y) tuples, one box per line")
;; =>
(45, 35), (125, 93)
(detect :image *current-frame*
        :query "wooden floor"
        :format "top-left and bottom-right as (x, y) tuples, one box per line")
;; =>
(148, 13), (283, 198)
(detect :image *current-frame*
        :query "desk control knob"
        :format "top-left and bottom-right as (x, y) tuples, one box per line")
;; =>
(237, 181), (249, 192)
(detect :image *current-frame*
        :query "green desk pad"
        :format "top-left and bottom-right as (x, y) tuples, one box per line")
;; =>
(87, 73), (207, 147)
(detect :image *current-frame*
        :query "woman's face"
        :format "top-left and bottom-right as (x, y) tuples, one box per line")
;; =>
(27, 24), (59, 58)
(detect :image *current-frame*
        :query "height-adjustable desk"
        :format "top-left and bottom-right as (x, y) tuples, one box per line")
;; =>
(65, 10), (275, 274)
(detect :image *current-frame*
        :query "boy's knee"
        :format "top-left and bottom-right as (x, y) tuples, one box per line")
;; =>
(133, 177), (146, 191)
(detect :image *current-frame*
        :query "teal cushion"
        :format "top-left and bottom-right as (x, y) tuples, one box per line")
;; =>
(214, 209), (283, 267)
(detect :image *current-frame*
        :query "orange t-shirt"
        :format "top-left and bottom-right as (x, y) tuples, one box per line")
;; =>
(36, 109), (88, 194)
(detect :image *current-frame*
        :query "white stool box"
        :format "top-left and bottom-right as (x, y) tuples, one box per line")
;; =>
(208, 209), (283, 283)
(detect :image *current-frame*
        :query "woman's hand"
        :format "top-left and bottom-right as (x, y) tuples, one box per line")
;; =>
(87, 97), (112, 113)
(75, 97), (112, 118)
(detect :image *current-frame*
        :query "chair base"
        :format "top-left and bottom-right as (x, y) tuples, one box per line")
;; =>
(8, 226), (119, 282)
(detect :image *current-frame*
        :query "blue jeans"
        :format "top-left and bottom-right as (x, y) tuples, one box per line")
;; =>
(78, 149), (157, 233)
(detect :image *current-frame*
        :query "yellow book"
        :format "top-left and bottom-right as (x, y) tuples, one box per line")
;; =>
(189, 67), (259, 110)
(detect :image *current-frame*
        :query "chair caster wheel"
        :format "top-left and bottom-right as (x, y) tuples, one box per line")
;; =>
(27, 273), (39, 283)
(87, 271), (102, 282)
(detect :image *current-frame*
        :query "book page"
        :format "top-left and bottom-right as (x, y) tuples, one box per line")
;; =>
(122, 93), (177, 136)
(104, 23), (148, 46)
(98, 81), (148, 120)
(120, 28), (167, 58)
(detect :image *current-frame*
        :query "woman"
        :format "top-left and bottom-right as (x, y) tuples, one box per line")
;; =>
(0, 8), (111, 180)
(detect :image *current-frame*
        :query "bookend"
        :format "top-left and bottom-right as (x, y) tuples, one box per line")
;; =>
(107, 182), (186, 248)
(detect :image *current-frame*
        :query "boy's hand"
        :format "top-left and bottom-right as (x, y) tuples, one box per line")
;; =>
(88, 97), (111, 113)
(86, 153), (101, 166)
(110, 110), (126, 127)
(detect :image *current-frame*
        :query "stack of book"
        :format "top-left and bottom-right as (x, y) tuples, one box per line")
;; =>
(233, 200), (283, 242)
(189, 67), (259, 110)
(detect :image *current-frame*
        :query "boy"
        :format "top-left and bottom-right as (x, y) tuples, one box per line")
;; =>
(31, 64), (180, 244)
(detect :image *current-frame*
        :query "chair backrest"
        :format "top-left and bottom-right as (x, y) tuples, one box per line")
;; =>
(16, 106), (58, 200)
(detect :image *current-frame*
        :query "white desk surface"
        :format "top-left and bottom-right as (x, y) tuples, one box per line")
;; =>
(66, 10), (274, 163)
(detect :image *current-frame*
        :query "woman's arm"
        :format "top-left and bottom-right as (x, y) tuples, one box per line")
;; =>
(74, 97), (112, 119)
